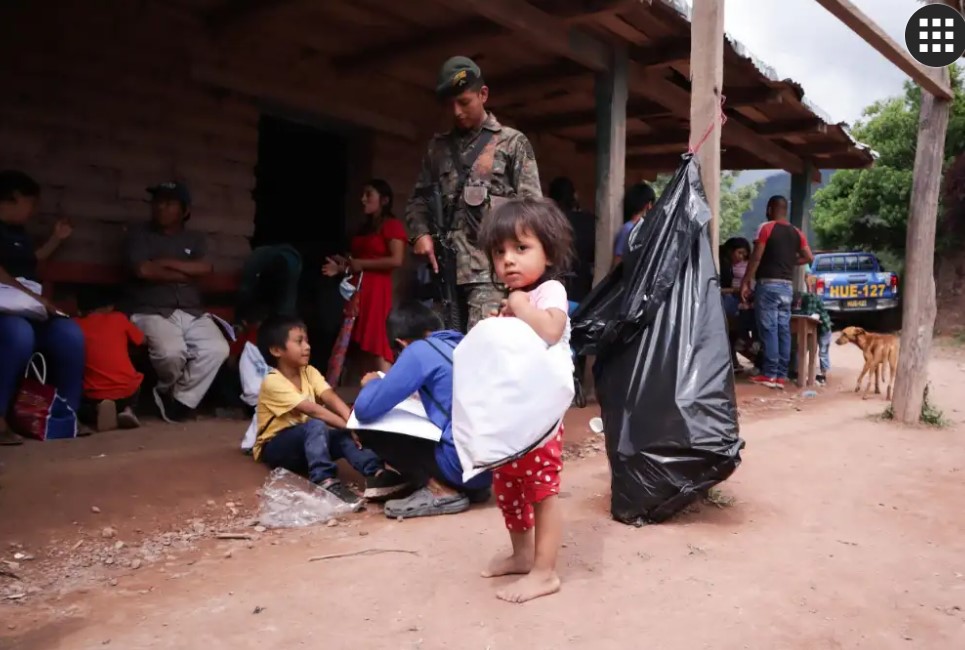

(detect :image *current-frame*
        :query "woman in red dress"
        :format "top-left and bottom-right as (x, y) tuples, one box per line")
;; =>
(323, 180), (406, 379)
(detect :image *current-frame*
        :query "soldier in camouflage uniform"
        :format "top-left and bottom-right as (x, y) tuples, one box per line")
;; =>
(404, 56), (542, 332)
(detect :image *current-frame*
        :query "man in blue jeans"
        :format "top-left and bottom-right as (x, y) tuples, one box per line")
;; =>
(741, 196), (813, 389)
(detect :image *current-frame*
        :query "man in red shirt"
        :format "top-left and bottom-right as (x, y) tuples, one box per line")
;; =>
(75, 288), (145, 430)
(740, 196), (814, 388)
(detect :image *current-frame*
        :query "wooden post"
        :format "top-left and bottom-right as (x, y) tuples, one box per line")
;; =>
(789, 159), (815, 292)
(690, 0), (725, 268)
(592, 45), (628, 283)
(891, 64), (951, 424)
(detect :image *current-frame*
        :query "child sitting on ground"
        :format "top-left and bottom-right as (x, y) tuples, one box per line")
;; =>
(476, 197), (575, 604)
(253, 314), (406, 508)
(352, 301), (492, 518)
(75, 287), (144, 431)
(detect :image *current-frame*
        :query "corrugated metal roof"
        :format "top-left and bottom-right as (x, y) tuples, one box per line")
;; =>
(657, 0), (878, 160)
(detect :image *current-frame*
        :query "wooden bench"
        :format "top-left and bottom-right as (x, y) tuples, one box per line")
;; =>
(791, 314), (819, 388)
(39, 261), (241, 321)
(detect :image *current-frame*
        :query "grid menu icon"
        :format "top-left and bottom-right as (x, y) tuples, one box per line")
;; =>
(906, 5), (965, 67)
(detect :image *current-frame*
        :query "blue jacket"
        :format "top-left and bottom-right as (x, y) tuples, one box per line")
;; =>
(353, 330), (491, 491)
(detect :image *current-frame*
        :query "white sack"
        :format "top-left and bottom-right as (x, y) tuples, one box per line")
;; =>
(453, 317), (573, 482)
(240, 342), (270, 451)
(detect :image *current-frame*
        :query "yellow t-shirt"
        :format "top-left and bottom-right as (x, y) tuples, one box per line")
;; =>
(253, 366), (332, 460)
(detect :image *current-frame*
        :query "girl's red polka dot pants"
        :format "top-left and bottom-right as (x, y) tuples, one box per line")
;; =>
(493, 427), (564, 532)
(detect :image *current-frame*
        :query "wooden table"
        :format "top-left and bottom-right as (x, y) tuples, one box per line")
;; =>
(791, 315), (819, 388)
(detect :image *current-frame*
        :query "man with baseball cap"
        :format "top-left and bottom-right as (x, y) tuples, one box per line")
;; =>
(404, 56), (543, 332)
(125, 181), (228, 422)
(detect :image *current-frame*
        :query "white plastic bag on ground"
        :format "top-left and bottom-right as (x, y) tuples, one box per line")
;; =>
(240, 342), (270, 452)
(453, 317), (574, 482)
(257, 468), (354, 528)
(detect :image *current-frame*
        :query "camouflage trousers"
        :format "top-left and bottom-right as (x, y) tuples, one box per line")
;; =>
(428, 283), (506, 333)
(460, 283), (506, 332)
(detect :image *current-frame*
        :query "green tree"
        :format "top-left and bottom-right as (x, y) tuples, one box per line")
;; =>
(720, 172), (761, 240)
(811, 67), (965, 257)
(650, 171), (760, 240)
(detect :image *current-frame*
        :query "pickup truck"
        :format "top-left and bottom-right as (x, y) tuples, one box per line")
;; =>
(809, 251), (900, 329)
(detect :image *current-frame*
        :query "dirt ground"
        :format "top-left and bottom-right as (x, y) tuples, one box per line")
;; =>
(2, 342), (965, 650)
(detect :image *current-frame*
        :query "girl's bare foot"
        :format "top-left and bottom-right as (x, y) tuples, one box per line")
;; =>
(481, 553), (532, 578)
(496, 569), (561, 603)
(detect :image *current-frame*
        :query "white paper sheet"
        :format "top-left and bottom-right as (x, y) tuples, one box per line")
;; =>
(346, 379), (443, 442)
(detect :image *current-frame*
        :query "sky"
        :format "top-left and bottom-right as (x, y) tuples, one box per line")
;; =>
(722, 0), (916, 125)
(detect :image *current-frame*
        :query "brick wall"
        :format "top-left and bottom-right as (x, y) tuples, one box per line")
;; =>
(0, 1), (259, 272)
(0, 0), (600, 283)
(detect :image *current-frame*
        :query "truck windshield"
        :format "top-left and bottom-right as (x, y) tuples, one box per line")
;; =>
(813, 254), (877, 273)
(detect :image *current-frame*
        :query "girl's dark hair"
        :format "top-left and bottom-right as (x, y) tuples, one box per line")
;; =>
(623, 182), (656, 222)
(548, 176), (577, 212)
(386, 301), (444, 343)
(0, 170), (40, 202)
(723, 236), (751, 256)
(359, 179), (394, 235)
(766, 195), (787, 219)
(257, 314), (308, 368)
(478, 197), (575, 282)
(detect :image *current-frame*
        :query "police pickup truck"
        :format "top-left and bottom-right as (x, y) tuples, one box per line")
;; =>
(810, 251), (900, 328)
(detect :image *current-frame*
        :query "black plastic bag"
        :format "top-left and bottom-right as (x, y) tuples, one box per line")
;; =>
(572, 155), (743, 525)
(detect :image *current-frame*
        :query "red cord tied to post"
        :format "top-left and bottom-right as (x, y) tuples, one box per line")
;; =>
(688, 94), (727, 155)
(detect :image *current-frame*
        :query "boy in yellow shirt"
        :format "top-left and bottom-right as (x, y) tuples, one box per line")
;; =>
(254, 315), (406, 508)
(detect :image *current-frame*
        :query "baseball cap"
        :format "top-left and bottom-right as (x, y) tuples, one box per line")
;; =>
(436, 56), (483, 98)
(146, 181), (191, 207)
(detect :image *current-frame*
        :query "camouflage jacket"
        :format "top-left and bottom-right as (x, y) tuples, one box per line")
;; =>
(404, 112), (542, 285)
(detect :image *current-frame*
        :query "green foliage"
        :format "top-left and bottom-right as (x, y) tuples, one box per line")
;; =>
(812, 66), (965, 256)
(720, 173), (761, 240)
(651, 171), (760, 240)
(881, 384), (948, 427)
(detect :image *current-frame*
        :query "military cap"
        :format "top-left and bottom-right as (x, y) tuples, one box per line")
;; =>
(436, 56), (483, 98)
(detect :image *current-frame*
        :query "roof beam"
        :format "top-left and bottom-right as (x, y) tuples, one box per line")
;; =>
(627, 68), (805, 172)
(725, 86), (785, 107)
(753, 118), (828, 138)
(514, 100), (671, 131)
(794, 140), (858, 155)
(812, 0), (953, 100)
(206, 0), (303, 33)
(431, 0), (610, 71)
(333, 18), (505, 74)
(486, 61), (590, 107)
(627, 150), (770, 171)
(534, 0), (647, 20)
(574, 130), (688, 153)
(631, 39), (692, 68)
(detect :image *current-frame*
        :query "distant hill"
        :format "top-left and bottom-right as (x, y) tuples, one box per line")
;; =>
(738, 170), (835, 244)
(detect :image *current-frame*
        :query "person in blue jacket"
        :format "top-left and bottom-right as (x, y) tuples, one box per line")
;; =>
(354, 301), (491, 519)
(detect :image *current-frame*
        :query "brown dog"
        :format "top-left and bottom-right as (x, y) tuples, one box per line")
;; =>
(835, 326), (900, 400)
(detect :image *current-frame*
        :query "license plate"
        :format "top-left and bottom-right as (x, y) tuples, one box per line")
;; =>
(843, 299), (869, 309)
(827, 284), (888, 299)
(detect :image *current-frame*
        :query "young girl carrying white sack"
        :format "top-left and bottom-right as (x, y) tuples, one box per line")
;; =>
(476, 198), (576, 604)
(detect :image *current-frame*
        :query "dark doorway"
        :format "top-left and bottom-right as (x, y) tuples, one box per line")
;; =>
(253, 115), (349, 371)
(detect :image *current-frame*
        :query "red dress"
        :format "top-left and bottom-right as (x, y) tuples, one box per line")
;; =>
(350, 217), (407, 362)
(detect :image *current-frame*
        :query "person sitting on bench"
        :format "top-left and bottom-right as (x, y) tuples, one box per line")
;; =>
(125, 181), (228, 423)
